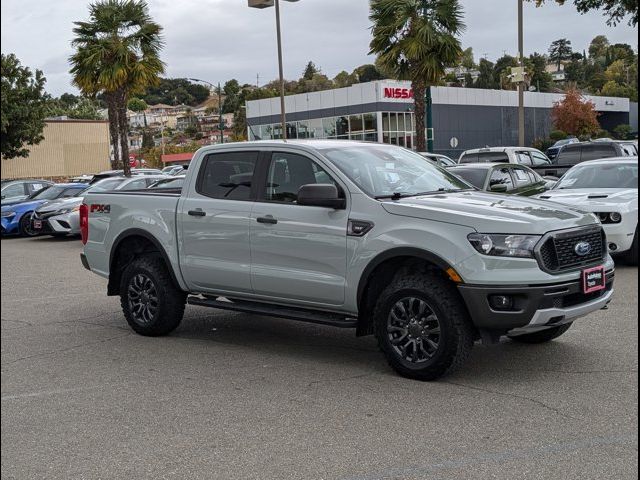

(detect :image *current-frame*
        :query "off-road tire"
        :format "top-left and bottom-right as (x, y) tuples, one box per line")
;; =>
(373, 271), (474, 381)
(120, 255), (186, 336)
(508, 323), (572, 344)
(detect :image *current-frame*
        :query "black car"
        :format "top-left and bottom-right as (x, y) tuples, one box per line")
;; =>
(448, 163), (550, 196)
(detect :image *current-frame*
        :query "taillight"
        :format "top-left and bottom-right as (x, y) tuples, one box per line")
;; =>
(80, 203), (89, 244)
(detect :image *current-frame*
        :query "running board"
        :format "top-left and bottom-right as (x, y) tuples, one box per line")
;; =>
(187, 296), (357, 328)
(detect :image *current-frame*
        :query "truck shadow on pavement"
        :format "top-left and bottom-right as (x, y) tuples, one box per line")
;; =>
(168, 307), (614, 383)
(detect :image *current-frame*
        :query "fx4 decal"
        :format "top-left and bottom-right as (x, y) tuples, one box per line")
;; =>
(90, 204), (111, 214)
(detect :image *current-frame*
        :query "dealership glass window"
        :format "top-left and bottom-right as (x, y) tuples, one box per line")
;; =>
(323, 117), (337, 138)
(349, 115), (364, 133)
(397, 113), (406, 132)
(308, 118), (323, 138)
(381, 111), (416, 149)
(336, 116), (349, 138)
(297, 120), (310, 139)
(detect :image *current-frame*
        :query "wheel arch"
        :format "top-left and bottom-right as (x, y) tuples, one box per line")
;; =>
(107, 228), (184, 296)
(355, 247), (458, 336)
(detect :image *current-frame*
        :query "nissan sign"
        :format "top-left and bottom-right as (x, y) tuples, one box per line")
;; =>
(383, 87), (414, 99)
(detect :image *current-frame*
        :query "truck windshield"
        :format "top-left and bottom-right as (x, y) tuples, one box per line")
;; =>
(554, 163), (638, 189)
(319, 145), (472, 198)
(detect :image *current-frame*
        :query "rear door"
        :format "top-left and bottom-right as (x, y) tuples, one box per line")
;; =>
(178, 150), (260, 294)
(488, 166), (515, 193)
(249, 150), (349, 306)
(510, 166), (543, 196)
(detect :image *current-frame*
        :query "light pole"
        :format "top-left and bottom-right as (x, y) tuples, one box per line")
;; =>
(187, 77), (224, 144)
(248, 0), (299, 140)
(517, 0), (525, 147)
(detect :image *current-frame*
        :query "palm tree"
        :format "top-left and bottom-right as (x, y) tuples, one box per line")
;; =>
(370, 0), (465, 152)
(69, 0), (164, 175)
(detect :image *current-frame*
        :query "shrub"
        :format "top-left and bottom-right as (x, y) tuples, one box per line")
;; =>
(549, 130), (568, 141)
(613, 124), (632, 140)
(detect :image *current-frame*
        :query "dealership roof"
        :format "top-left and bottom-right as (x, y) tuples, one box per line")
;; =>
(246, 80), (630, 122)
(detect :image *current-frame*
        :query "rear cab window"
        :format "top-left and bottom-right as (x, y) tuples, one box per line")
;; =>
(556, 145), (582, 165)
(196, 151), (259, 201)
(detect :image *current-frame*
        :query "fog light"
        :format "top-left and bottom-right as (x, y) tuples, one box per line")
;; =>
(489, 295), (514, 311)
(609, 243), (618, 251)
(609, 212), (622, 223)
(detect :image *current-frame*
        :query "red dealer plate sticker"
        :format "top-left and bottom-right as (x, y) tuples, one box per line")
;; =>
(32, 219), (42, 229)
(582, 265), (606, 294)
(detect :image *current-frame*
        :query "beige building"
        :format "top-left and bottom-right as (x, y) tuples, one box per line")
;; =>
(1, 120), (111, 180)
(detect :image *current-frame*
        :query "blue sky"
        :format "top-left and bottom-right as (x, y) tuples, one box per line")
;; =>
(1, 0), (637, 96)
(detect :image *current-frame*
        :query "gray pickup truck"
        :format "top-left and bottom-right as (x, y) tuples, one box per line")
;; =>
(80, 141), (615, 380)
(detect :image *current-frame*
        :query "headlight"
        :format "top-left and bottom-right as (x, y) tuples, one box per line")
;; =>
(57, 205), (80, 215)
(1, 210), (15, 218)
(596, 212), (622, 224)
(468, 233), (541, 258)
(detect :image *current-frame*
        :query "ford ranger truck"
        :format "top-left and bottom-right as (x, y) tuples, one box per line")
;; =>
(80, 141), (614, 380)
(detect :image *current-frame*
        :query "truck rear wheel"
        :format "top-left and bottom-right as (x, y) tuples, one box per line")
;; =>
(120, 255), (186, 336)
(373, 271), (474, 381)
(508, 323), (572, 344)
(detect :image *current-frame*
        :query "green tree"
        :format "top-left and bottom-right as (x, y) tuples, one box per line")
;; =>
(564, 59), (587, 85)
(526, 52), (553, 92)
(370, 0), (465, 152)
(548, 38), (573, 71)
(333, 70), (358, 88)
(70, 0), (165, 175)
(302, 61), (319, 81)
(588, 35), (610, 61)
(127, 97), (148, 112)
(493, 55), (519, 89)
(613, 123), (632, 139)
(1, 54), (49, 159)
(474, 58), (498, 89)
(353, 64), (385, 82)
(222, 79), (241, 114)
(142, 78), (209, 106)
(527, 1), (637, 26)
(460, 47), (476, 69)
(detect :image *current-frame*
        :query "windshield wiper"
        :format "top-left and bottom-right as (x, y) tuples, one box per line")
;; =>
(375, 188), (474, 200)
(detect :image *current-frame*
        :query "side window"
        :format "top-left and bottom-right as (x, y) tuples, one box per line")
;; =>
(515, 152), (532, 165)
(197, 151), (259, 200)
(459, 153), (477, 164)
(60, 188), (81, 198)
(582, 144), (616, 161)
(28, 183), (46, 193)
(265, 152), (337, 203)
(513, 168), (531, 185)
(489, 168), (515, 190)
(531, 152), (550, 166)
(557, 146), (582, 165)
(2, 184), (25, 197)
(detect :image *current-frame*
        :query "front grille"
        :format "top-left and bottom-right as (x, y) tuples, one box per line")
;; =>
(537, 226), (606, 273)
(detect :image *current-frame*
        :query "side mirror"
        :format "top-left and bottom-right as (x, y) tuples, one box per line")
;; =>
(490, 183), (509, 193)
(297, 184), (345, 209)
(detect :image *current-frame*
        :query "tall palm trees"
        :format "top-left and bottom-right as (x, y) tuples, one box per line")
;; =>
(370, 0), (465, 152)
(69, 0), (164, 174)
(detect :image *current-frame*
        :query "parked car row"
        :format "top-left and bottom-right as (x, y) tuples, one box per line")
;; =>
(1, 171), (187, 237)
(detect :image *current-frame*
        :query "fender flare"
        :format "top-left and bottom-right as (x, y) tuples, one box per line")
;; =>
(108, 228), (184, 295)
(356, 247), (454, 306)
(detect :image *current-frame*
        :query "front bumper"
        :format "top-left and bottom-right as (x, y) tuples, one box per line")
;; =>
(1, 215), (20, 234)
(458, 269), (614, 333)
(34, 211), (80, 235)
(602, 223), (636, 254)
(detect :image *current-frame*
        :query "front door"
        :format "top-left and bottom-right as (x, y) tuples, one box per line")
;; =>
(179, 150), (259, 294)
(250, 151), (349, 306)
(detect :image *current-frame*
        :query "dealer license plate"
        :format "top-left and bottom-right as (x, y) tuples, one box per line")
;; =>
(582, 265), (606, 294)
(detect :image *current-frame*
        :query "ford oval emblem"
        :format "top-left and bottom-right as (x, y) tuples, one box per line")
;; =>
(575, 241), (592, 256)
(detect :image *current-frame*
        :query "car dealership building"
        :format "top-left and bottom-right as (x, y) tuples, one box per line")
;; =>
(246, 80), (636, 157)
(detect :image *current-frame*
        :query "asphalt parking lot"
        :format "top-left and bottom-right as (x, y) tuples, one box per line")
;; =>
(1, 236), (638, 480)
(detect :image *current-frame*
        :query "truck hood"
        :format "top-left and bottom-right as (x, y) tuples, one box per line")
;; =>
(536, 189), (638, 210)
(381, 191), (597, 234)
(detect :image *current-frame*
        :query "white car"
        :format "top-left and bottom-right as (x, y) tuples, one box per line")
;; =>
(536, 157), (638, 264)
(458, 146), (552, 167)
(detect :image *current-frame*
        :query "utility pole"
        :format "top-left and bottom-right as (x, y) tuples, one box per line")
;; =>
(218, 82), (224, 144)
(274, 0), (287, 140)
(518, 0), (525, 147)
(426, 87), (434, 153)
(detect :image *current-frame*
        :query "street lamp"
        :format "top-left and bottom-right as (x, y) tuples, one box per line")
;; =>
(248, 0), (300, 140)
(187, 77), (224, 144)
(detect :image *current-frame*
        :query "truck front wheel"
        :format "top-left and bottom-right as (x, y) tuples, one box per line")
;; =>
(120, 255), (186, 336)
(373, 272), (474, 381)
